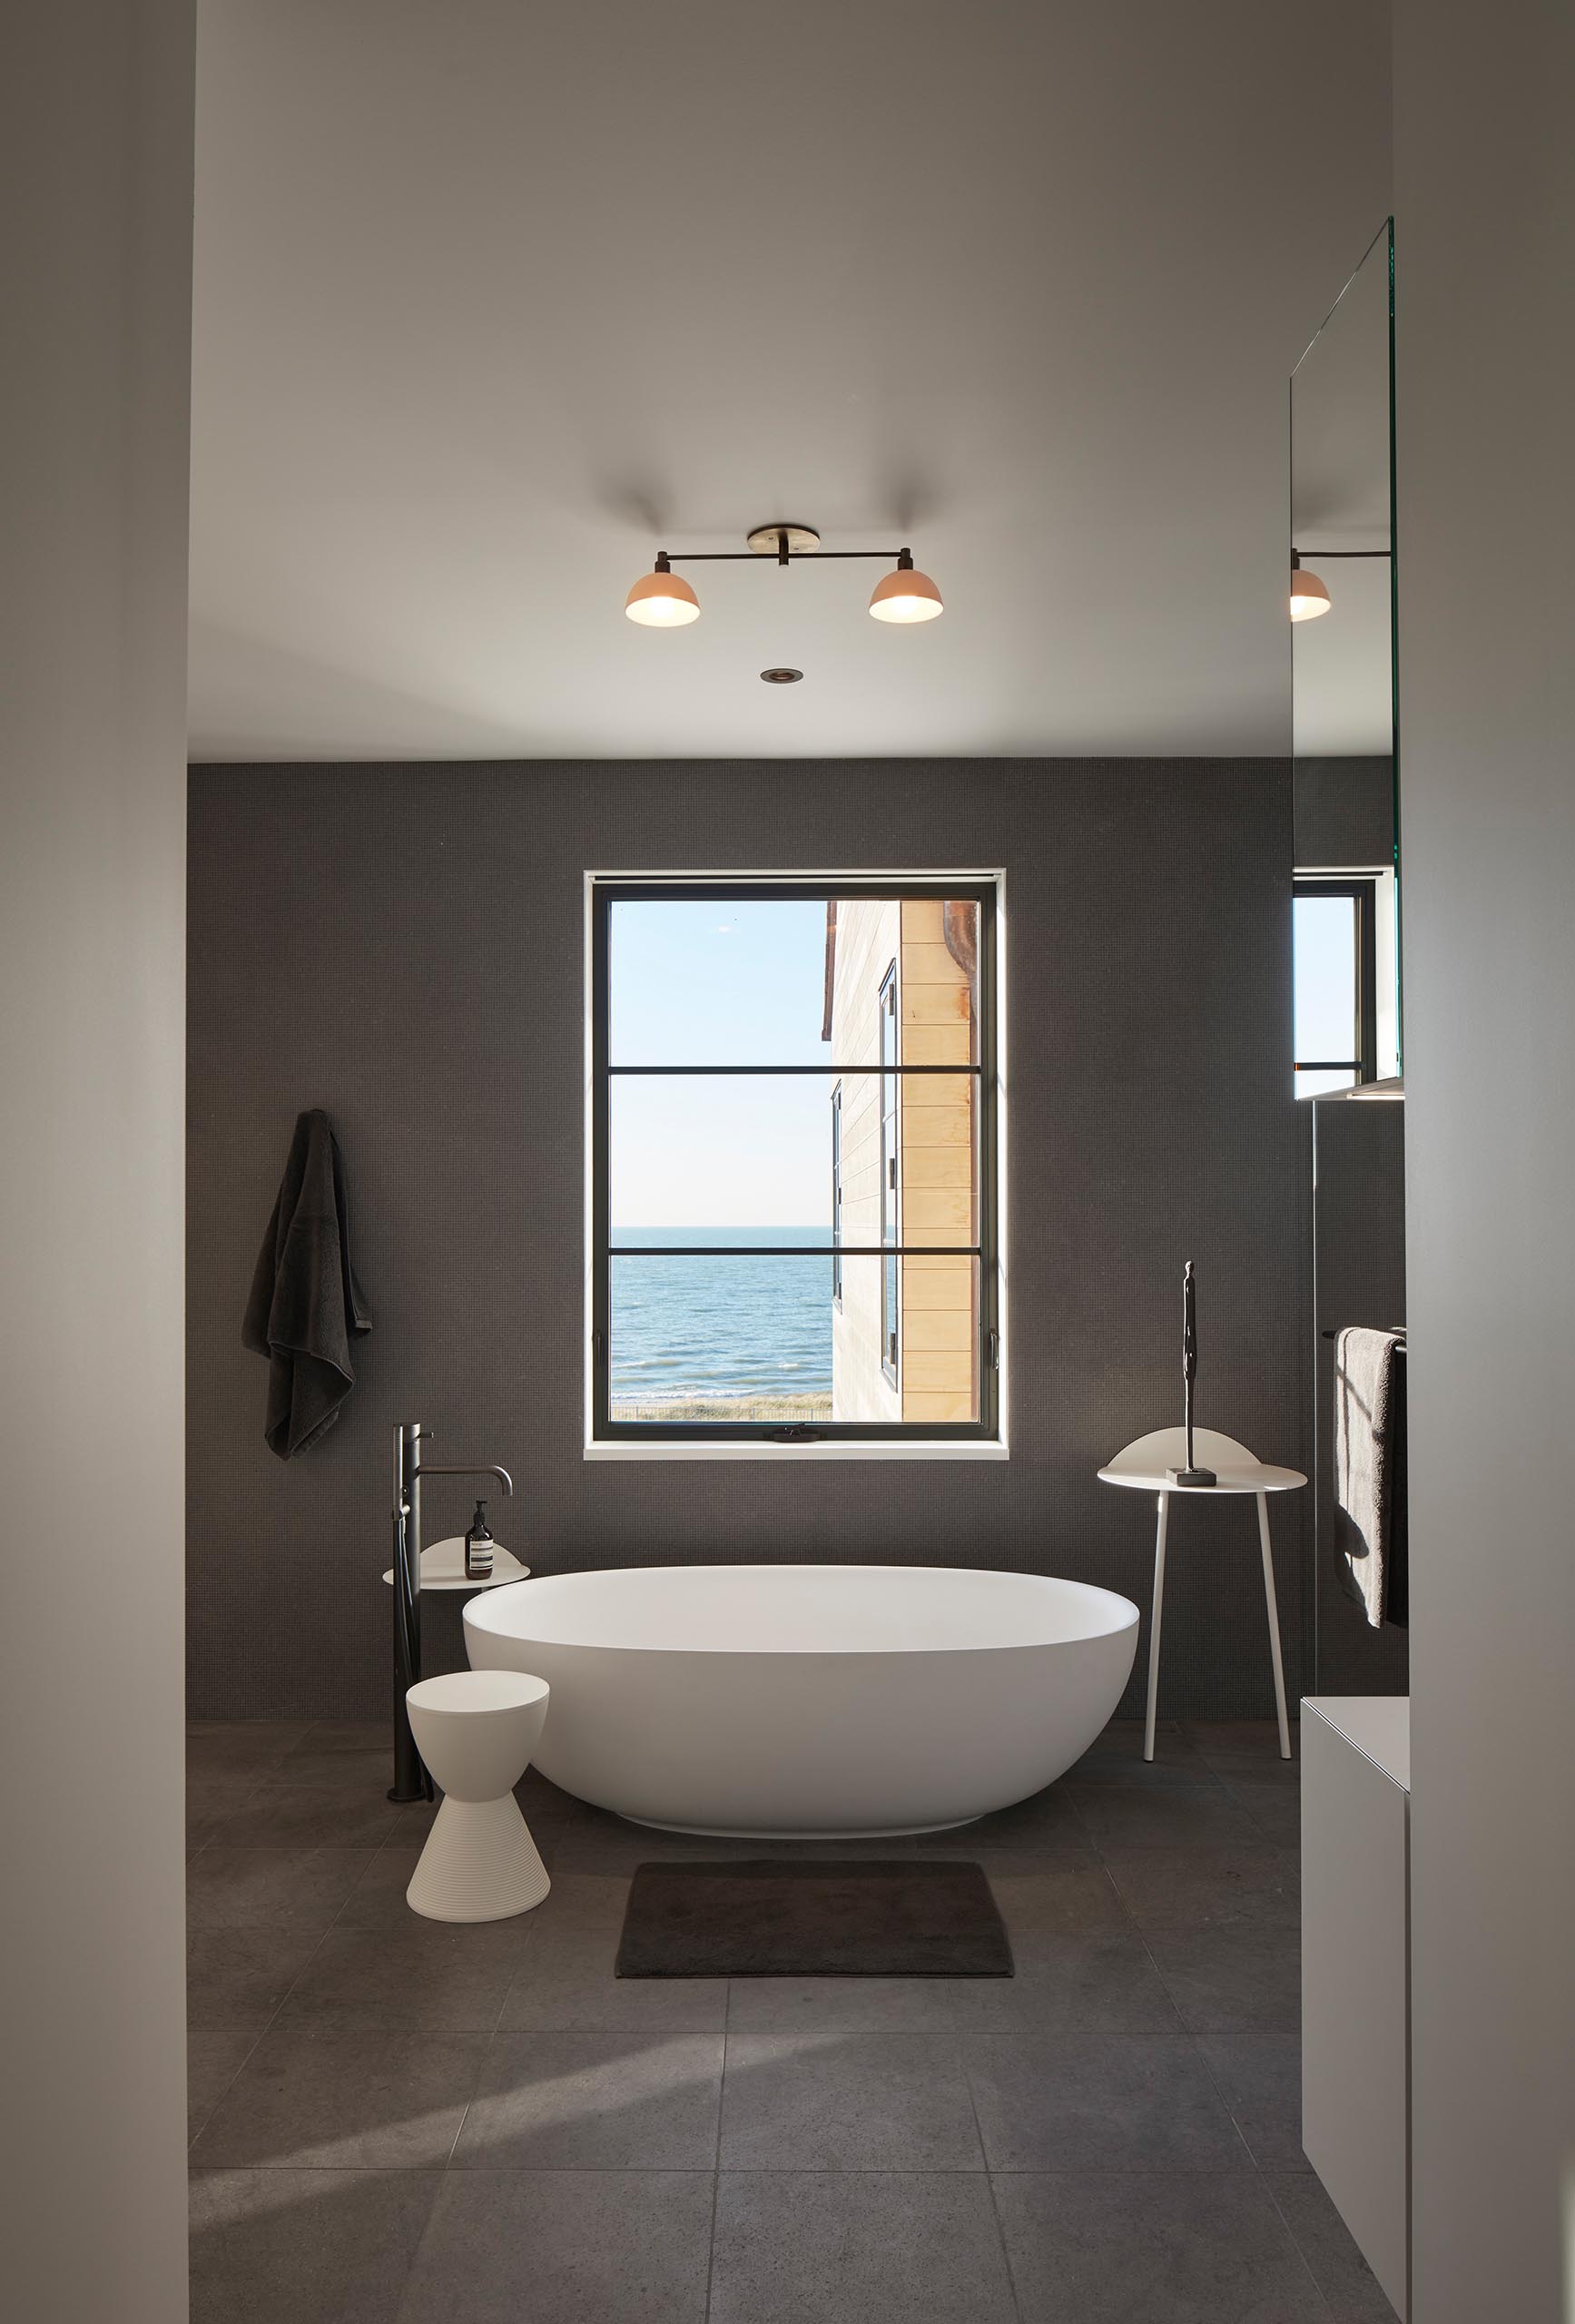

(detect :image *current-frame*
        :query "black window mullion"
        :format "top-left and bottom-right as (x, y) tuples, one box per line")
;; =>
(1355, 883), (1379, 1082)
(608, 1246), (981, 1257)
(830, 1083), (842, 1306)
(605, 1063), (981, 1075)
(590, 879), (613, 1427)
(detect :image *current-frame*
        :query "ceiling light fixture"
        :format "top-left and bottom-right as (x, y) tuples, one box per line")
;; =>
(760, 666), (803, 684)
(1288, 544), (1392, 623)
(868, 550), (944, 625)
(1288, 552), (1332, 623)
(624, 554), (701, 626)
(623, 525), (944, 629)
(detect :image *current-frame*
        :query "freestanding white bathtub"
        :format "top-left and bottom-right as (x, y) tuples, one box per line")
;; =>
(464, 1564), (1138, 1838)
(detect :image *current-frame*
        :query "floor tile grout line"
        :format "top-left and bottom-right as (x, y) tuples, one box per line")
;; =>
(1234, 1787), (1300, 1851)
(185, 1896), (338, 2155)
(186, 2024), (268, 2151)
(959, 2033), (1027, 2323)
(1174, 1984), (1275, 2178)
(1058, 1782), (1098, 1853)
(439, 1899), (555, 2162)
(324, 1811), (428, 1935)
(1259, 2169), (1344, 2320)
(482, 1905), (544, 2037)
(369, 2152), (449, 2324)
(1077, 1783), (1302, 2030)
(694, 2025), (1207, 2043)
(190, 1763), (275, 1846)
(1115, 1898), (1203, 2042)
(256, 1918), (335, 2041)
(1082, 1789), (1290, 2164)
(189, 2160), (1297, 2176)
(1117, 1821), (1304, 2185)
(702, 2031), (726, 2321)
(438, 2043), (492, 2172)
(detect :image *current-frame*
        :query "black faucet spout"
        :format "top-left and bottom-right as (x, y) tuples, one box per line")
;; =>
(411, 1462), (514, 1495)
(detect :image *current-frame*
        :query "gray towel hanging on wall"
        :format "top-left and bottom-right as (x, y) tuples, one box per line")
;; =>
(242, 1108), (371, 1458)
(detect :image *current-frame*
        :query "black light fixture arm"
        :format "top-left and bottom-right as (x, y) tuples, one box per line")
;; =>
(655, 543), (914, 566)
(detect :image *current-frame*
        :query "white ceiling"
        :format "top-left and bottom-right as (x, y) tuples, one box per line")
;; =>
(189, 1), (1392, 762)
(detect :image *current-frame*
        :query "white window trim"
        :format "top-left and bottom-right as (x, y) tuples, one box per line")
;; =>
(581, 869), (1010, 1461)
(1294, 861), (1400, 1084)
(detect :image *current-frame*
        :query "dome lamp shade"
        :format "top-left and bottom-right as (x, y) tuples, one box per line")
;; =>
(1289, 554), (1332, 623)
(625, 556), (701, 626)
(868, 550), (944, 624)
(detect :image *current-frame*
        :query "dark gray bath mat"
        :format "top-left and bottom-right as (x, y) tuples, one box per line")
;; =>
(615, 1859), (1013, 1977)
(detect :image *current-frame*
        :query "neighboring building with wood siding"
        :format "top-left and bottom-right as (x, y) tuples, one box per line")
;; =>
(823, 897), (979, 1423)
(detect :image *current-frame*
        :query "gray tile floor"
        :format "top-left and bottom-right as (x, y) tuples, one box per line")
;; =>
(186, 1716), (1397, 2323)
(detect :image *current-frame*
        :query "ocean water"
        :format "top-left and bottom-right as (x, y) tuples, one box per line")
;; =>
(610, 1226), (833, 1401)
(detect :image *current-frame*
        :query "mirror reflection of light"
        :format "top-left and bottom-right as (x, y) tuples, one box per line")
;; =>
(1289, 563), (1333, 621)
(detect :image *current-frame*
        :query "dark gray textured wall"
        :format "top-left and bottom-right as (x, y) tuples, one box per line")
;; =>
(188, 759), (1307, 1722)
(1293, 755), (1395, 866)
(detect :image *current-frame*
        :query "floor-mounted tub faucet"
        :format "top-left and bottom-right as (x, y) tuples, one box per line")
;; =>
(389, 1422), (515, 1803)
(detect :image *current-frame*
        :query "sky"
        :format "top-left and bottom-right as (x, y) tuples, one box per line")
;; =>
(607, 891), (1350, 1222)
(609, 898), (834, 1227)
(1292, 891), (1359, 1097)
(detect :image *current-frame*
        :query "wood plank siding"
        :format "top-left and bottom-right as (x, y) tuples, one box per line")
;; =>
(828, 894), (979, 1424)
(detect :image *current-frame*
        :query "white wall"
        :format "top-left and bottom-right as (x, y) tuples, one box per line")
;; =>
(0, 3), (194, 2316)
(1393, 5), (1575, 2317)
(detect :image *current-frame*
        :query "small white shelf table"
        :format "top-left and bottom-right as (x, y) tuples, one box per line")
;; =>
(381, 1535), (530, 1592)
(1097, 1427), (1306, 1760)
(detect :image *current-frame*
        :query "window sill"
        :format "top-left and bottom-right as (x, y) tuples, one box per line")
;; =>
(583, 1438), (1009, 1462)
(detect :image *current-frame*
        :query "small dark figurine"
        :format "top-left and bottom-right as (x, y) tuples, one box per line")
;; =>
(1166, 1260), (1217, 1485)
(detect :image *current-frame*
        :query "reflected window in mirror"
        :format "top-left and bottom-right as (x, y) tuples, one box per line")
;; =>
(1291, 219), (1400, 1076)
(1294, 877), (1378, 1096)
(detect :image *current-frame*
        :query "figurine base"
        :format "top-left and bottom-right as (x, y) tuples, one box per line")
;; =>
(1166, 1466), (1217, 1487)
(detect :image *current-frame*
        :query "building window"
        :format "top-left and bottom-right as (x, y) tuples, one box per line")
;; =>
(879, 963), (901, 1383)
(1293, 876), (1378, 1096)
(589, 877), (1000, 1445)
(830, 1082), (843, 1307)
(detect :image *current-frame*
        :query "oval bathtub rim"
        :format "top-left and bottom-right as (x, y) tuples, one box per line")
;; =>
(463, 1562), (1141, 1659)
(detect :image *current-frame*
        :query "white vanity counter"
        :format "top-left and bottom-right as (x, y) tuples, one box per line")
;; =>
(1302, 1693), (1411, 2321)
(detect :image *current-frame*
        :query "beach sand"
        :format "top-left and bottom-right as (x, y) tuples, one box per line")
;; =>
(608, 1391), (832, 1423)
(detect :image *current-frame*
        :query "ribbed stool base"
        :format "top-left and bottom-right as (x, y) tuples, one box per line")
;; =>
(406, 1793), (551, 1922)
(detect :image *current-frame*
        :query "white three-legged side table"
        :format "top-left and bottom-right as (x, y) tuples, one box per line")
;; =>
(1097, 1426), (1306, 1761)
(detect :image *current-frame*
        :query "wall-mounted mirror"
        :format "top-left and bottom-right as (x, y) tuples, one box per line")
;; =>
(1293, 221), (1408, 1700)
(1291, 218), (1398, 1095)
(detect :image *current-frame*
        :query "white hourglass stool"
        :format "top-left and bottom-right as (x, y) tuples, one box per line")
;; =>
(1098, 1428), (1306, 1763)
(404, 1670), (552, 1921)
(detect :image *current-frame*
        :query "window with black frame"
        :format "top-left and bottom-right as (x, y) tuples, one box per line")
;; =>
(830, 1082), (843, 1308)
(590, 878), (999, 1444)
(879, 962), (901, 1384)
(1293, 876), (1379, 1095)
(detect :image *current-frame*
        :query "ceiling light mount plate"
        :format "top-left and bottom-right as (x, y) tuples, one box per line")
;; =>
(746, 524), (821, 556)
